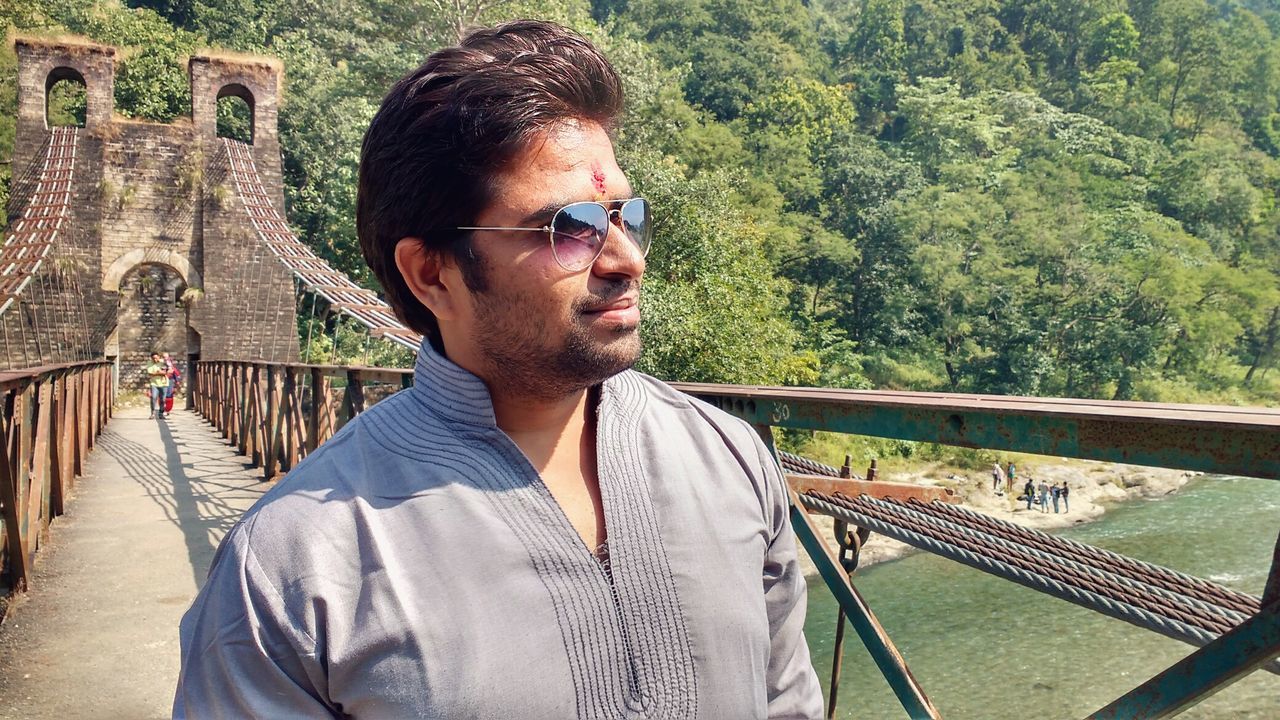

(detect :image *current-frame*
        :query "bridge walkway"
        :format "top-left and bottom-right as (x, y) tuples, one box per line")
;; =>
(0, 407), (267, 719)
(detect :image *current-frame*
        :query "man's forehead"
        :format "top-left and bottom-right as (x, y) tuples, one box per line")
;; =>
(487, 123), (632, 209)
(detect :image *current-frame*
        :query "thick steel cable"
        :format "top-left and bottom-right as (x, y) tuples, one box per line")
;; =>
(828, 493), (1236, 634)
(917, 498), (1261, 614)
(912, 499), (1261, 616)
(937, 499), (1260, 608)
(800, 494), (1280, 676)
(862, 496), (1251, 628)
(780, 451), (843, 477)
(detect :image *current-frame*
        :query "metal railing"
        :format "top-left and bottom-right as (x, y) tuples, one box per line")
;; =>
(191, 360), (410, 479)
(0, 361), (114, 594)
(190, 359), (1280, 719)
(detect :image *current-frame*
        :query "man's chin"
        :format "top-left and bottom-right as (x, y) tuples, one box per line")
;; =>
(565, 329), (641, 381)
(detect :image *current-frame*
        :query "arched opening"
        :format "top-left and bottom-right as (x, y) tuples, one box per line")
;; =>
(46, 67), (87, 128)
(216, 84), (254, 144)
(117, 263), (189, 390)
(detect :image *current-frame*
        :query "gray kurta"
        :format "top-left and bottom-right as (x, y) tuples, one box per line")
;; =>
(174, 342), (823, 719)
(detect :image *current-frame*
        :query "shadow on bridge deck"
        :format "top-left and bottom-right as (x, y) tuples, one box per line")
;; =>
(0, 408), (268, 719)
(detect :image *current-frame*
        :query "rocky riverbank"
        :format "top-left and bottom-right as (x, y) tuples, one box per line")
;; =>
(797, 459), (1196, 577)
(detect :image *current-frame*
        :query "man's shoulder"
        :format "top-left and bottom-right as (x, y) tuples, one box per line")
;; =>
(235, 389), (469, 534)
(619, 369), (757, 435)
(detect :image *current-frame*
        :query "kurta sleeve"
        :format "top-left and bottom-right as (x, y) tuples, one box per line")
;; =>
(173, 523), (334, 719)
(755, 434), (825, 720)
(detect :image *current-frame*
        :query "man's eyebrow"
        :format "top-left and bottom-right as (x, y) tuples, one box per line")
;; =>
(517, 201), (566, 226)
(514, 190), (637, 225)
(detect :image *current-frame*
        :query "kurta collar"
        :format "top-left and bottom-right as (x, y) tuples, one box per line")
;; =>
(407, 338), (641, 431)
(409, 339), (500, 428)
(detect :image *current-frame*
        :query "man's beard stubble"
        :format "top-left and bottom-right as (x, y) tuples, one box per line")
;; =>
(471, 277), (642, 401)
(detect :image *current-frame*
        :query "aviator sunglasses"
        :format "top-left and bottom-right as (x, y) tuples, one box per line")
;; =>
(458, 197), (652, 272)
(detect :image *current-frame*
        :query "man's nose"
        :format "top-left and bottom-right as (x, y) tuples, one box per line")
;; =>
(591, 221), (646, 279)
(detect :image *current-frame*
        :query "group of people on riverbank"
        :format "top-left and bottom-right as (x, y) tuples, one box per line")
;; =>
(994, 461), (1070, 513)
(1019, 475), (1069, 514)
(146, 352), (182, 419)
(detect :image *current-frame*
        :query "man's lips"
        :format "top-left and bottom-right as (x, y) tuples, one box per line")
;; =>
(582, 295), (640, 322)
(583, 295), (638, 313)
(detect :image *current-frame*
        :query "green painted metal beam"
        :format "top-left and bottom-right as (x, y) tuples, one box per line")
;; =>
(789, 502), (942, 720)
(754, 424), (939, 719)
(677, 384), (1280, 480)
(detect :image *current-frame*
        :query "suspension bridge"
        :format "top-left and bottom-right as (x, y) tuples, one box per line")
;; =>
(0, 35), (1276, 720)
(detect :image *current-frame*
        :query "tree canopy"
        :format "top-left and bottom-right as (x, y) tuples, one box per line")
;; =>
(3, 0), (1279, 403)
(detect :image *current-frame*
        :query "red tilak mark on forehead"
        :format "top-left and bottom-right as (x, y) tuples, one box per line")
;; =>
(590, 163), (608, 194)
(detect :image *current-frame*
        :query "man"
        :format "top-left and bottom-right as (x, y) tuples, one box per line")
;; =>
(174, 20), (822, 719)
(1037, 478), (1051, 513)
(1023, 478), (1035, 510)
(145, 352), (168, 419)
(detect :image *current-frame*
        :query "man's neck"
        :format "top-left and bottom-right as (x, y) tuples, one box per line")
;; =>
(489, 384), (592, 449)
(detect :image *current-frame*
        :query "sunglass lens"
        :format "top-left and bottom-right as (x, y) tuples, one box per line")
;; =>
(550, 203), (608, 271)
(619, 198), (651, 255)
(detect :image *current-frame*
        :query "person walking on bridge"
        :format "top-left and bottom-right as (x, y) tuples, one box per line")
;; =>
(174, 20), (822, 720)
(145, 352), (168, 419)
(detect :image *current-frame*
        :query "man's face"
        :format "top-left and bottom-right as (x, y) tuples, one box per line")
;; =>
(448, 120), (646, 399)
(152, 354), (161, 363)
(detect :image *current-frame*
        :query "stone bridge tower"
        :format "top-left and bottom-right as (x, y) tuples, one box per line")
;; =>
(3, 37), (299, 387)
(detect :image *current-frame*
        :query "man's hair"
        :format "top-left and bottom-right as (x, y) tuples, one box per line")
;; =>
(357, 20), (625, 340)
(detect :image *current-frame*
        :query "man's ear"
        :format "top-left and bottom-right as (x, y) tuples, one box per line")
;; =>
(395, 237), (460, 321)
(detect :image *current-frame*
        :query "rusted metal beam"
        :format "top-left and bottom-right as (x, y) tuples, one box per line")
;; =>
(787, 472), (958, 505)
(676, 383), (1280, 480)
(788, 495), (941, 718)
(1087, 599), (1280, 720)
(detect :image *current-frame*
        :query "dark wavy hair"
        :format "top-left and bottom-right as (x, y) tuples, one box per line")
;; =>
(356, 20), (624, 340)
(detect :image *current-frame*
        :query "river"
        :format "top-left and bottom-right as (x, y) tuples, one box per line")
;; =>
(803, 475), (1280, 719)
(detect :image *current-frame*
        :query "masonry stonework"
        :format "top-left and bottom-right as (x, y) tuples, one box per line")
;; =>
(4, 37), (298, 386)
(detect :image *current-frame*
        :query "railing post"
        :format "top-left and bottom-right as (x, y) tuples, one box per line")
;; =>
(0, 386), (26, 592)
(282, 367), (300, 472)
(49, 372), (66, 517)
(243, 365), (259, 465)
(264, 365), (280, 479)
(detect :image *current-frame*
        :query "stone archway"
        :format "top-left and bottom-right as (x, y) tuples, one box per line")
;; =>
(115, 263), (191, 390)
(102, 248), (202, 293)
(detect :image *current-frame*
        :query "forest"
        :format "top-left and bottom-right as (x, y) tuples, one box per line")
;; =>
(3, 0), (1280, 407)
